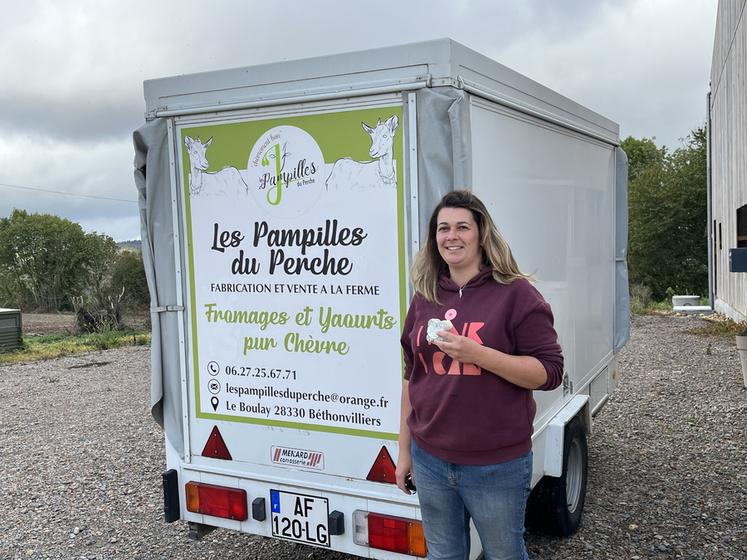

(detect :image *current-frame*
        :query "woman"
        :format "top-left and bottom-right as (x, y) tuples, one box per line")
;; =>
(396, 190), (563, 560)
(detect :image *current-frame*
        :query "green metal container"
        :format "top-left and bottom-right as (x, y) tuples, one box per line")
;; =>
(0, 308), (22, 353)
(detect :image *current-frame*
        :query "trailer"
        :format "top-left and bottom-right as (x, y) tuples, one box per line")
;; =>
(134, 38), (629, 559)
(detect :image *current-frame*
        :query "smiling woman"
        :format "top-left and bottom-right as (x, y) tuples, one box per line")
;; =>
(397, 190), (563, 560)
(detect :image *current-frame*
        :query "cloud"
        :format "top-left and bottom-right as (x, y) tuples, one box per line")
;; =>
(78, 214), (141, 242)
(494, 0), (714, 148)
(0, 0), (718, 241)
(0, 135), (139, 240)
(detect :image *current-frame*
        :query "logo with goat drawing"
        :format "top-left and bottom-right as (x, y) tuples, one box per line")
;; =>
(184, 112), (399, 215)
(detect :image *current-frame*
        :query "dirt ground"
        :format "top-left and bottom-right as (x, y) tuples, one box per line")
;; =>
(20, 311), (149, 335)
(21, 313), (77, 335)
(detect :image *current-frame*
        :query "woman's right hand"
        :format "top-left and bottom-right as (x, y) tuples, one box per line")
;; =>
(396, 380), (415, 494)
(395, 452), (414, 495)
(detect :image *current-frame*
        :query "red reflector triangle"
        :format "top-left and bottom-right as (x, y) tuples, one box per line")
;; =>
(366, 445), (396, 484)
(201, 426), (232, 460)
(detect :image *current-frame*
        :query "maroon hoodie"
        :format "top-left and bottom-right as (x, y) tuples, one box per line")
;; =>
(402, 268), (564, 465)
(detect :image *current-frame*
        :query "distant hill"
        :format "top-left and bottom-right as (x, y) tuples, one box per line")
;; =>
(117, 239), (142, 252)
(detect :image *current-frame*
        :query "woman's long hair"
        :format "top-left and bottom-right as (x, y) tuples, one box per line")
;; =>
(410, 190), (530, 303)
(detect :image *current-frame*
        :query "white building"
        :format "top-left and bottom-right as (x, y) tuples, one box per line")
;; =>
(709, 0), (747, 322)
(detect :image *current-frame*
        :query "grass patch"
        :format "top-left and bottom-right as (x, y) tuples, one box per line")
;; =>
(687, 317), (747, 338)
(634, 300), (673, 315)
(629, 284), (674, 315)
(0, 329), (150, 365)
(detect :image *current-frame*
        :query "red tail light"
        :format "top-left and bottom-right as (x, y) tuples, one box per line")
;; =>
(366, 445), (396, 484)
(361, 512), (427, 557)
(185, 482), (247, 521)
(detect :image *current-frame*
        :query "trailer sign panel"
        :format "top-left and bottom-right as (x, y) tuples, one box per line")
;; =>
(271, 490), (330, 547)
(178, 105), (406, 439)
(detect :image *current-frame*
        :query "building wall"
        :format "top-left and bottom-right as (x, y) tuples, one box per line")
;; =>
(710, 0), (747, 321)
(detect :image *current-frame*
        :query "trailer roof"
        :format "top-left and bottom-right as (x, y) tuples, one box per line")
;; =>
(144, 38), (619, 144)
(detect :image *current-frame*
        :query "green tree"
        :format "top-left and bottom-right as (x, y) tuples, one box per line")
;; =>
(110, 250), (149, 308)
(621, 136), (666, 182)
(0, 210), (118, 311)
(623, 127), (708, 299)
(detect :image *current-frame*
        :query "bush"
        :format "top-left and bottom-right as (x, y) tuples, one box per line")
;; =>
(630, 283), (652, 314)
(72, 290), (124, 333)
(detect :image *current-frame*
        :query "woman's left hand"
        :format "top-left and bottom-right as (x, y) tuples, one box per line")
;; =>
(435, 330), (550, 390)
(433, 331), (482, 363)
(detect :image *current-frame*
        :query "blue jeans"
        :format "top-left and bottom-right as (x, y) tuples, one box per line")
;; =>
(411, 440), (531, 560)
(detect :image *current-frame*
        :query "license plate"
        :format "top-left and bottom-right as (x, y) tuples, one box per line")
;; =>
(270, 490), (330, 547)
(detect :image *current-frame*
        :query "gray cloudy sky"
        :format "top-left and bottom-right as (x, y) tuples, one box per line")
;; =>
(0, 0), (717, 241)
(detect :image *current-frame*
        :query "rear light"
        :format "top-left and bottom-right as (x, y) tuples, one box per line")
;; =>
(353, 510), (427, 557)
(185, 482), (248, 521)
(366, 445), (397, 484)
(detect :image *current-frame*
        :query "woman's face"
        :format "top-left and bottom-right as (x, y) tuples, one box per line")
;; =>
(435, 207), (482, 275)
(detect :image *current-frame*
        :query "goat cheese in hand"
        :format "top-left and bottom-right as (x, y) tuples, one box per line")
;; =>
(426, 318), (453, 343)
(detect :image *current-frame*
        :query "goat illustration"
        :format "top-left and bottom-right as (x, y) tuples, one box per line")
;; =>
(185, 136), (248, 196)
(325, 115), (398, 190)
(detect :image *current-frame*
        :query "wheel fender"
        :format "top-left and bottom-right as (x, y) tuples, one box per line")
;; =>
(543, 395), (589, 477)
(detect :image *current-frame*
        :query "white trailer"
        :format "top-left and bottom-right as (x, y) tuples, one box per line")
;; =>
(134, 38), (629, 559)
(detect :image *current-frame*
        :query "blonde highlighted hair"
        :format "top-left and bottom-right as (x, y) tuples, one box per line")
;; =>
(410, 190), (531, 303)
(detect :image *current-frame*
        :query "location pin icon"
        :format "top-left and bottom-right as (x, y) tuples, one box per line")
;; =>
(210, 397), (219, 411)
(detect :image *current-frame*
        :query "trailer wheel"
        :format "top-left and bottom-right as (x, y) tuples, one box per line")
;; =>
(526, 415), (588, 536)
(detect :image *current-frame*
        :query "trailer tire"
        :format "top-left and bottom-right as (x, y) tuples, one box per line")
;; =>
(526, 415), (588, 537)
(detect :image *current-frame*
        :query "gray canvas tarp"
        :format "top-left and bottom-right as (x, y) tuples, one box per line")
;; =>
(133, 118), (184, 456)
(415, 87), (472, 239)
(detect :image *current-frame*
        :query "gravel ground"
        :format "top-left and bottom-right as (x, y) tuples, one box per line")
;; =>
(1, 314), (745, 559)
